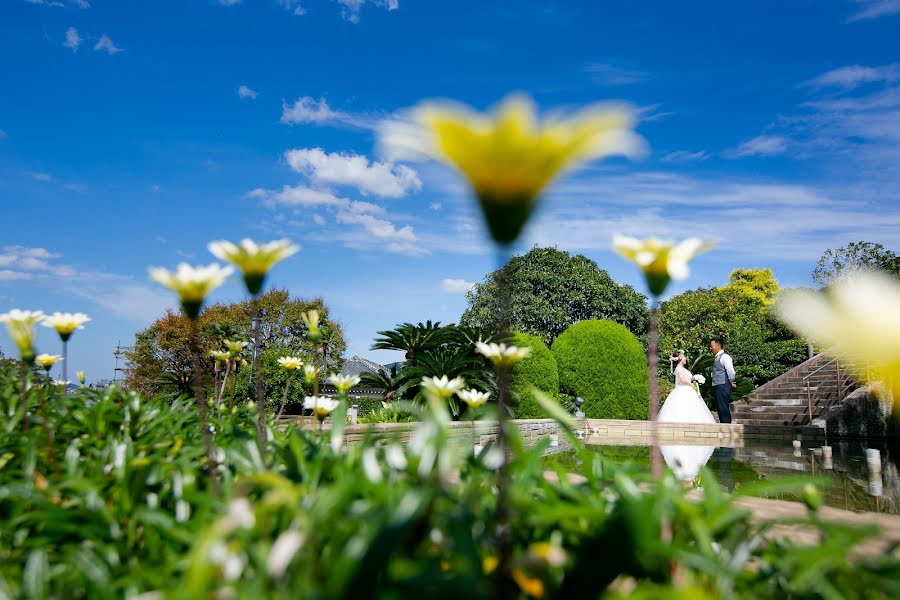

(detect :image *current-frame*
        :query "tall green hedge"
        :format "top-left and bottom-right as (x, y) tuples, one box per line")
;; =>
(551, 319), (648, 420)
(508, 331), (560, 419)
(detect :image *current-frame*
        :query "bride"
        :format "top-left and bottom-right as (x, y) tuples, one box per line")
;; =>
(658, 350), (715, 424)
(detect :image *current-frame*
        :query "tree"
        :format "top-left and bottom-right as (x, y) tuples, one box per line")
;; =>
(371, 321), (446, 364)
(812, 241), (899, 287)
(461, 246), (649, 346)
(124, 289), (346, 397)
(727, 268), (779, 305)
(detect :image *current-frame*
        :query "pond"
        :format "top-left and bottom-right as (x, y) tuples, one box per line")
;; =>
(545, 439), (900, 516)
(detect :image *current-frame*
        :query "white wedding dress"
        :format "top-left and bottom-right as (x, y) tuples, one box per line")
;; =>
(658, 365), (715, 424)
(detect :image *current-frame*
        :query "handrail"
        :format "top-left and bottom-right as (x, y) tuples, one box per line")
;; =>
(802, 351), (860, 423)
(802, 351), (851, 383)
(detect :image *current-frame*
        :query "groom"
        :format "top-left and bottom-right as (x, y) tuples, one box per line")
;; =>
(709, 337), (736, 424)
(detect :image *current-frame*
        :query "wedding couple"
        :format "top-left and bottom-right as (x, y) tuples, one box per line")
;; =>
(658, 339), (736, 481)
(659, 338), (736, 425)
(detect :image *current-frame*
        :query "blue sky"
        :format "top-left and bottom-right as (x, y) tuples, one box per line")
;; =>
(2, 0), (899, 382)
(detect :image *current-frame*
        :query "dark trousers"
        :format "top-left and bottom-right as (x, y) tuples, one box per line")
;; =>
(713, 384), (733, 424)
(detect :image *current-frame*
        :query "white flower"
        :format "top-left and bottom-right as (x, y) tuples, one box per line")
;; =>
(612, 235), (713, 296)
(208, 238), (298, 295)
(384, 444), (408, 470)
(303, 363), (320, 383)
(76, 370), (86, 385)
(457, 388), (491, 408)
(209, 541), (245, 582)
(277, 356), (304, 370)
(175, 499), (190, 523)
(0, 309), (45, 363)
(303, 395), (339, 418)
(267, 529), (305, 579)
(42, 312), (91, 341)
(148, 263), (232, 319)
(361, 447), (383, 483)
(692, 374), (706, 384)
(474, 341), (531, 366)
(420, 375), (465, 399)
(53, 379), (71, 387)
(223, 339), (248, 354)
(327, 373), (361, 393)
(301, 309), (322, 342)
(209, 350), (231, 363)
(35, 354), (63, 370)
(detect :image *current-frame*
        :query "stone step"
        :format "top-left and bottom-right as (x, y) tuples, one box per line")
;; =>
(733, 417), (807, 427)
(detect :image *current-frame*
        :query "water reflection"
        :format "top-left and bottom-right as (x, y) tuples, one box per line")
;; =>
(661, 445), (714, 481)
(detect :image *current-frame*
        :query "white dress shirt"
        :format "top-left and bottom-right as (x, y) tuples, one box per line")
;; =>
(716, 349), (736, 383)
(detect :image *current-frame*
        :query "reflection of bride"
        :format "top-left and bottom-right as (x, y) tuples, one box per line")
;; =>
(658, 351), (715, 424)
(661, 445), (715, 481)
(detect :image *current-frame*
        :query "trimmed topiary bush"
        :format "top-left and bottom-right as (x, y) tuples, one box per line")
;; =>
(508, 331), (559, 419)
(551, 319), (648, 420)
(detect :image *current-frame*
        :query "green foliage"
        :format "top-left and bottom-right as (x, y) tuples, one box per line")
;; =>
(461, 246), (649, 346)
(508, 332), (560, 419)
(371, 320), (446, 363)
(727, 267), (779, 305)
(658, 274), (808, 396)
(813, 241), (900, 287)
(551, 320), (649, 420)
(0, 360), (897, 598)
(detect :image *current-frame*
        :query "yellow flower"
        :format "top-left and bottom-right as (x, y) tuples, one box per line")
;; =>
(303, 395), (339, 420)
(303, 363), (320, 384)
(35, 354), (63, 370)
(327, 373), (361, 394)
(512, 569), (545, 598)
(776, 270), (900, 402)
(457, 388), (491, 408)
(612, 235), (712, 297)
(208, 239), (299, 295)
(53, 379), (71, 388)
(41, 312), (91, 342)
(224, 339), (248, 354)
(420, 375), (465, 399)
(475, 341), (531, 367)
(0, 309), (45, 363)
(277, 356), (304, 370)
(76, 371), (86, 385)
(148, 263), (233, 319)
(209, 350), (231, 363)
(379, 94), (643, 245)
(301, 309), (322, 343)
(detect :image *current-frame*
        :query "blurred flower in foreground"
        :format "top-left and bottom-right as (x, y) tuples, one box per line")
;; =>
(35, 354), (63, 371)
(77, 370), (86, 385)
(224, 339), (248, 355)
(458, 388), (491, 408)
(379, 94), (643, 245)
(303, 363), (320, 384)
(327, 373), (361, 394)
(421, 375), (465, 400)
(613, 235), (712, 297)
(210, 350), (231, 364)
(0, 309), (45, 364)
(303, 395), (339, 421)
(776, 270), (900, 401)
(42, 312), (91, 342)
(475, 341), (531, 367)
(149, 263), (233, 319)
(208, 239), (298, 295)
(277, 356), (304, 371)
(53, 379), (71, 388)
(301, 309), (322, 343)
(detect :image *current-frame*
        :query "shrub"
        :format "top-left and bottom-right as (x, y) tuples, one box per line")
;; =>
(508, 332), (560, 419)
(551, 319), (648, 420)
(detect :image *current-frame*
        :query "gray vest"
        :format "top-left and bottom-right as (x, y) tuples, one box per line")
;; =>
(712, 352), (730, 386)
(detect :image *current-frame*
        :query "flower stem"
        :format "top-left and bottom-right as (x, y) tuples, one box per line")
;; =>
(252, 297), (267, 465)
(19, 362), (29, 432)
(189, 319), (220, 495)
(219, 362), (231, 405)
(277, 377), (290, 421)
(38, 382), (60, 475)
(493, 245), (514, 599)
(61, 340), (68, 397)
(229, 360), (238, 408)
(648, 301), (662, 477)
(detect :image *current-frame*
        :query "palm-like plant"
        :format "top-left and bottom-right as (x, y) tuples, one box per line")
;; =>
(359, 368), (401, 400)
(371, 321), (446, 363)
(394, 346), (494, 415)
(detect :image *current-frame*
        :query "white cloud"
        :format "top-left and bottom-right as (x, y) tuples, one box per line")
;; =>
(284, 147), (421, 198)
(312, 214), (326, 225)
(25, 170), (52, 182)
(63, 183), (88, 193)
(93, 35), (122, 55)
(280, 96), (374, 128)
(263, 185), (349, 208)
(0, 246), (76, 280)
(72, 0), (90, 7)
(219, 0), (241, 5)
(730, 135), (789, 157)
(238, 85), (257, 99)
(63, 27), (81, 52)
(67, 283), (174, 323)
(430, 202), (442, 211)
(582, 62), (649, 86)
(25, 0), (66, 7)
(662, 150), (709, 163)
(337, 0), (399, 23)
(848, 0), (900, 22)
(807, 63), (900, 89)
(280, 0), (306, 16)
(440, 278), (475, 294)
(335, 209), (424, 256)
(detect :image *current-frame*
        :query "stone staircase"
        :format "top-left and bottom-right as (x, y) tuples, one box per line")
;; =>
(732, 353), (860, 428)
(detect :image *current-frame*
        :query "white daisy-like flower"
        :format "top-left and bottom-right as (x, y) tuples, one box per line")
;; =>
(277, 356), (304, 370)
(223, 339), (248, 354)
(53, 379), (71, 388)
(148, 263), (232, 319)
(457, 388), (491, 408)
(420, 375), (466, 399)
(301, 309), (322, 342)
(208, 238), (298, 295)
(35, 354), (63, 370)
(0, 309), (45, 363)
(267, 529), (305, 579)
(42, 312), (91, 341)
(303, 363), (320, 384)
(612, 235), (713, 297)
(474, 341), (531, 366)
(209, 350), (231, 363)
(303, 395), (339, 419)
(327, 373), (361, 394)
